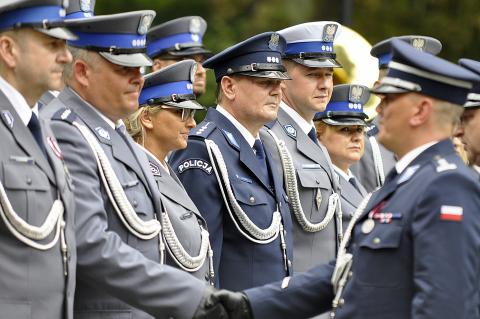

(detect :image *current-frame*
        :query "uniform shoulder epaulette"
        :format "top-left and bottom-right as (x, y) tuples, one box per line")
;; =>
(264, 119), (276, 129)
(190, 121), (216, 139)
(365, 124), (379, 137)
(51, 107), (77, 124)
(434, 156), (457, 173)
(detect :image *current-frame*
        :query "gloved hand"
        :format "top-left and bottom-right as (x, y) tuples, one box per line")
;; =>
(192, 286), (253, 319)
(214, 290), (253, 319)
(192, 286), (229, 319)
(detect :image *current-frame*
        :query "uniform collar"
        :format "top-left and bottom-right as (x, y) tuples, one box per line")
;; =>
(0, 75), (37, 125)
(216, 104), (257, 147)
(138, 143), (170, 174)
(69, 88), (120, 130)
(332, 164), (354, 182)
(280, 100), (314, 135)
(395, 141), (438, 174)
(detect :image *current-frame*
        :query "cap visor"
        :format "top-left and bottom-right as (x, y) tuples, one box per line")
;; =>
(239, 70), (291, 80)
(370, 83), (411, 94)
(321, 117), (367, 126)
(168, 47), (213, 58)
(99, 52), (152, 67)
(163, 100), (204, 110)
(292, 58), (342, 68)
(36, 27), (78, 41)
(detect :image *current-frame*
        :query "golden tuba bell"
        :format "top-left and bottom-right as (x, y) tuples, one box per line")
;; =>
(333, 26), (380, 119)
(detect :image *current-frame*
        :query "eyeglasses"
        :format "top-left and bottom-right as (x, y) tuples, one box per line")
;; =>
(160, 106), (196, 121)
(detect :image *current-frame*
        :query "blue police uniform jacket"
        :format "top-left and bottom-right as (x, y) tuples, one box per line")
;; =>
(170, 107), (293, 291)
(245, 139), (480, 319)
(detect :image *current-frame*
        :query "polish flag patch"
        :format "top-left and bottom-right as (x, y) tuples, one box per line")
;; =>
(440, 205), (463, 222)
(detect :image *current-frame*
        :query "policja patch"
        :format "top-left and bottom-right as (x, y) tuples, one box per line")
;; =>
(177, 158), (212, 175)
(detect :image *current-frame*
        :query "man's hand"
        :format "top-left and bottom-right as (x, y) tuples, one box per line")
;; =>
(192, 287), (253, 319)
(214, 290), (253, 319)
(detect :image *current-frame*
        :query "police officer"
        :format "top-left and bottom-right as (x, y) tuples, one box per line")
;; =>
(262, 21), (342, 275)
(351, 35), (442, 192)
(219, 39), (480, 319)
(457, 58), (480, 173)
(0, 1), (76, 318)
(169, 32), (293, 291)
(124, 60), (214, 283)
(41, 10), (236, 319)
(314, 84), (370, 231)
(38, 0), (96, 108)
(147, 16), (211, 97)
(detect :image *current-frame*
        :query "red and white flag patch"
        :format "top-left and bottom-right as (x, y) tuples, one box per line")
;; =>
(440, 205), (463, 222)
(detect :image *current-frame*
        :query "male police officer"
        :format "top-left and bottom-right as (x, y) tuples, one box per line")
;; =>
(170, 32), (293, 291)
(262, 21), (342, 274)
(457, 58), (480, 173)
(351, 35), (442, 192)
(220, 39), (480, 319)
(0, 1), (76, 318)
(38, 0), (96, 108)
(41, 10), (236, 319)
(147, 16), (211, 97)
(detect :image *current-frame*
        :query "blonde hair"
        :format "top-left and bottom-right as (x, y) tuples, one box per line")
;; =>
(124, 105), (162, 145)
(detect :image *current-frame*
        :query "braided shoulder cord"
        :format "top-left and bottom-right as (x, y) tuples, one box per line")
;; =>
(73, 122), (161, 240)
(266, 129), (339, 232)
(205, 139), (281, 243)
(0, 180), (64, 250)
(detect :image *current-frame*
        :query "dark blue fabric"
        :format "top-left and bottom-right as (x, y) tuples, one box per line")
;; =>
(246, 139), (480, 319)
(307, 127), (318, 145)
(253, 139), (271, 187)
(27, 113), (47, 157)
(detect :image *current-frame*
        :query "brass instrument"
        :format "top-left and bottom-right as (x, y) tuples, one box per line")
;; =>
(334, 26), (380, 119)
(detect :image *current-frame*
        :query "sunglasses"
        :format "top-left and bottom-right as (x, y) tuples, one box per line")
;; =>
(160, 106), (196, 121)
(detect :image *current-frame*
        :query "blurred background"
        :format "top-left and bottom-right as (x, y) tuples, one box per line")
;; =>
(96, 0), (480, 115)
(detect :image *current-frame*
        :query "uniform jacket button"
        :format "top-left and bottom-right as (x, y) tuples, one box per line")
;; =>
(339, 298), (345, 306)
(132, 200), (138, 207)
(373, 237), (381, 245)
(249, 196), (255, 204)
(26, 177), (32, 185)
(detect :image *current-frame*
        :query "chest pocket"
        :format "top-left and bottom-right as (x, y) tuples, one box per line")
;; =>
(119, 178), (156, 252)
(230, 178), (274, 228)
(296, 168), (331, 190)
(355, 224), (404, 287)
(2, 161), (53, 225)
(3, 162), (49, 191)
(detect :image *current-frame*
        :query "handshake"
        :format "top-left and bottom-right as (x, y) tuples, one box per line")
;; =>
(193, 286), (253, 319)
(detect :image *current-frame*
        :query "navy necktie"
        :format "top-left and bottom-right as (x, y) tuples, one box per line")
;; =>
(349, 176), (361, 193)
(308, 127), (319, 145)
(27, 113), (47, 157)
(253, 139), (271, 185)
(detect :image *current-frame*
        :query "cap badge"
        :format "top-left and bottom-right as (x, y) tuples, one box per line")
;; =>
(190, 17), (202, 34)
(190, 63), (198, 83)
(411, 38), (426, 51)
(323, 24), (337, 42)
(268, 33), (280, 51)
(138, 14), (154, 35)
(62, 0), (69, 10)
(349, 85), (364, 103)
(80, 0), (91, 12)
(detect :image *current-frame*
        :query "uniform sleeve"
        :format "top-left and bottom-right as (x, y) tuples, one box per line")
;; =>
(170, 138), (224, 285)
(50, 120), (207, 319)
(244, 262), (335, 319)
(411, 171), (480, 319)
